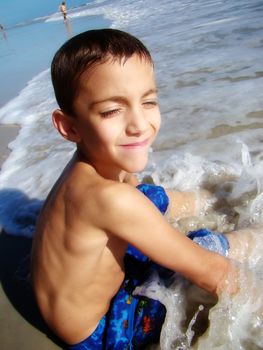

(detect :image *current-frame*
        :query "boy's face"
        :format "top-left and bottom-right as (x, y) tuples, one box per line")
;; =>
(73, 54), (161, 179)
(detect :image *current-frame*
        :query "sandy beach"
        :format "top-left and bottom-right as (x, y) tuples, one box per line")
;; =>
(0, 125), (19, 169)
(0, 125), (63, 349)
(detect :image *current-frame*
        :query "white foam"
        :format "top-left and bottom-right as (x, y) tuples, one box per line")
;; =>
(195, 17), (238, 28)
(0, 69), (74, 199)
(196, 264), (263, 350)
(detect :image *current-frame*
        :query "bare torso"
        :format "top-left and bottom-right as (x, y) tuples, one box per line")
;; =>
(31, 154), (234, 345)
(31, 157), (129, 344)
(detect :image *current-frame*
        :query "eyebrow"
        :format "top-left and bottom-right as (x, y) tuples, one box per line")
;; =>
(89, 88), (158, 108)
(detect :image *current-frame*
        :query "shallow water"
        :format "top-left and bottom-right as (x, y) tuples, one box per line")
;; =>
(0, 0), (263, 348)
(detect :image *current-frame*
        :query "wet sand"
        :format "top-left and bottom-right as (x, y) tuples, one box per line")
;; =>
(0, 233), (64, 349)
(0, 124), (63, 349)
(0, 124), (19, 169)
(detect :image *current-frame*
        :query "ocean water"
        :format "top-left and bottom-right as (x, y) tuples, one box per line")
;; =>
(0, 0), (110, 106)
(0, 0), (263, 348)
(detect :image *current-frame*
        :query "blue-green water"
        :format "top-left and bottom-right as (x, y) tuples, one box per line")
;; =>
(0, 1), (110, 106)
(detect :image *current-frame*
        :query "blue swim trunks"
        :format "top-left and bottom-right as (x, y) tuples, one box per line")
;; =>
(188, 228), (229, 257)
(69, 253), (166, 350)
(69, 184), (229, 349)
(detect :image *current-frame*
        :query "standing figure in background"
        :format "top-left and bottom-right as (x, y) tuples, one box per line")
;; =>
(0, 24), (7, 40)
(59, 2), (67, 21)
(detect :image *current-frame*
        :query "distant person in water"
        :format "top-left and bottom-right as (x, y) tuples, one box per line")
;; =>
(0, 24), (7, 40)
(59, 1), (67, 21)
(31, 28), (258, 349)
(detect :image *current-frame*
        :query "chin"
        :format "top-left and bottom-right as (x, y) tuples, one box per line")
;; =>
(124, 156), (148, 173)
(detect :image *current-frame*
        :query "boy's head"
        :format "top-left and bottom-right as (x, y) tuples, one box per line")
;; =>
(51, 28), (153, 117)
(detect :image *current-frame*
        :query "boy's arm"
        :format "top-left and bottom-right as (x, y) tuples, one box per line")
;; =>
(99, 183), (235, 296)
(165, 189), (215, 220)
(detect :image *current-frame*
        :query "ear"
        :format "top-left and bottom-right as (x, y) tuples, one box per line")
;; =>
(52, 109), (81, 143)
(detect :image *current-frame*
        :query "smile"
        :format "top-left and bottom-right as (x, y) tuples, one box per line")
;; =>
(120, 138), (150, 149)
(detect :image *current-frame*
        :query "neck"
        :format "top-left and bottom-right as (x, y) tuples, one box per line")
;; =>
(76, 149), (128, 182)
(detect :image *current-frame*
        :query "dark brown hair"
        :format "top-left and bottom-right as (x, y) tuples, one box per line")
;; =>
(51, 28), (153, 116)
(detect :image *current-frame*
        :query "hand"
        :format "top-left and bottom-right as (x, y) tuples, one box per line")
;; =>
(215, 259), (240, 297)
(194, 189), (217, 216)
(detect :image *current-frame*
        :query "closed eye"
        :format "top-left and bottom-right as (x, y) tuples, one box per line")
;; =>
(143, 100), (158, 108)
(100, 109), (121, 118)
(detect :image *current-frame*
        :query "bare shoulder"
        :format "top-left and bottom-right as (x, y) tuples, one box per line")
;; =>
(61, 168), (141, 226)
(96, 181), (146, 210)
(90, 181), (142, 216)
(96, 181), (167, 235)
(71, 180), (151, 228)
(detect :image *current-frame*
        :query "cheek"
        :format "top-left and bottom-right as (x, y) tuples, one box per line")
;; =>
(152, 110), (161, 133)
(91, 124), (120, 148)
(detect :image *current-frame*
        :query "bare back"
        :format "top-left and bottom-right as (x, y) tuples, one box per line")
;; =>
(31, 156), (128, 344)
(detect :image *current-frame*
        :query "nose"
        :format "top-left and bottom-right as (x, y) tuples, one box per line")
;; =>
(126, 107), (148, 136)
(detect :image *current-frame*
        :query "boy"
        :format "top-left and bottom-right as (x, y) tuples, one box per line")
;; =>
(31, 29), (249, 349)
(59, 1), (67, 21)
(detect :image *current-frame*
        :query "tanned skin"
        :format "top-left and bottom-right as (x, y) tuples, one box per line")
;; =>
(32, 55), (239, 345)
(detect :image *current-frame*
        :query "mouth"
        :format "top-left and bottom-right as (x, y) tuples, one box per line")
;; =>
(120, 138), (150, 149)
